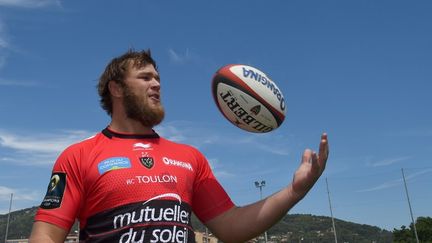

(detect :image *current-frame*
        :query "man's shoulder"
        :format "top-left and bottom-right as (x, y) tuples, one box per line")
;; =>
(62, 131), (105, 154)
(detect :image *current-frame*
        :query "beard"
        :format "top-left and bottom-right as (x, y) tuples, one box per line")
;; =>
(122, 86), (165, 127)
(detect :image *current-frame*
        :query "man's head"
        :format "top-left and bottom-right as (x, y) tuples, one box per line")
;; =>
(98, 49), (165, 127)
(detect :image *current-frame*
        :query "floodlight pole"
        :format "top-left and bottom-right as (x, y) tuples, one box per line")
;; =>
(326, 178), (338, 243)
(255, 180), (268, 243)
(401, 168), (419, 243)
(5, 193), (13, 243)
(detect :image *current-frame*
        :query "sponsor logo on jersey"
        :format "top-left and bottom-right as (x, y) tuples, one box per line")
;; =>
(80, 193), (196, 242)
(49, 174), (61, 192)
(126, 174), (177, 185)
(40, 172), (66, 209)
(133, 142), (153, 150)
(98, 157), (131, 175)
(162, 157), (193, 171)
(112, 193), (193, 242)
(136, 174), (177, 184)
(139, 157), (154, 169)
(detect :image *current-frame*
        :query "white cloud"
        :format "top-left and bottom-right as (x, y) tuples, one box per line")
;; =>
(357, 179), (401, 193)
(0, 186), (42, 214)
(0, 186), (40, 202)
(0, 129), (94, 165)
(0, 186), (13, 198)
(156, 121), (293, 155)
(239, 134), (291, 156)
(167, 48), (195, 64)
(155, 121), (294, 179)
(0, 35), (7, 49)
(0, 20), (8, 69)
(156, 124), (188, 143)
(0, 0), (61, 8)
(0, 0), (62, 70)
(0, 120), (291, 167)
(387, 128), (432, 137)
(0, 21), (7, 47)
(0, 78), (39, 86)
(368, 156), (411, 167)
(0, 130), (83, 153)
(357, 169), (432, 192)
(0, 56), (5, 69)
(208, 158), (235, 178)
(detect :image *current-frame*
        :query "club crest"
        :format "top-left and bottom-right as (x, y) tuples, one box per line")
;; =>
(140, 157), (154, 169)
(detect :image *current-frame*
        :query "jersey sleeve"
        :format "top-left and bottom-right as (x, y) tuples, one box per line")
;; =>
(34, 144), (85, 231)
(191, 149), (235, 223)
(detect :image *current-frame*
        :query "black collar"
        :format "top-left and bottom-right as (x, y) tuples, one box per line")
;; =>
(102, 127), (160, 139)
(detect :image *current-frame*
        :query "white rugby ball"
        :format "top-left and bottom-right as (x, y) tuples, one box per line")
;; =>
(212, 64), (286, 133)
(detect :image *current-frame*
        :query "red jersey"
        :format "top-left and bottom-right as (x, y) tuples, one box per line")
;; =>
(35, 128), (234, 242)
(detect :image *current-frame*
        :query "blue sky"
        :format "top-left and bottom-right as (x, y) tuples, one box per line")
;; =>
(0, 0), (431, 232)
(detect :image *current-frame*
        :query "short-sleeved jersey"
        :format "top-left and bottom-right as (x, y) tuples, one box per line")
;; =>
(35, 128), (234, 242)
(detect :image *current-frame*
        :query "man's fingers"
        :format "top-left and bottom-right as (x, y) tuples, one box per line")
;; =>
(302, 149), (313, 164)
(300, 133), (329, 175)
(302, 149), (320, 172)
(318, 133), (329, 165)
(311, 151), (321, 173)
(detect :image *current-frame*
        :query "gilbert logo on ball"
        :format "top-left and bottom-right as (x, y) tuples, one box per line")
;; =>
(212, 64), (286, 133)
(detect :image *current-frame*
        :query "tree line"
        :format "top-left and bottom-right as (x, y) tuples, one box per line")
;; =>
(0, 206), (431, 242)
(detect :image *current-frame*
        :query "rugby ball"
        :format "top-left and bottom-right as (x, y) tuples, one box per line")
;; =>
(212, 64), (286, 133)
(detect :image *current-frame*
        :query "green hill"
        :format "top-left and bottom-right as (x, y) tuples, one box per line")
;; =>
(1, 206), (392, 242)
(266, 214), (393, 242)
(0, 207), (38, 240)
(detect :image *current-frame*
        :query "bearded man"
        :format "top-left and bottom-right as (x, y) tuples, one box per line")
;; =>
(29, 49), (329, 243)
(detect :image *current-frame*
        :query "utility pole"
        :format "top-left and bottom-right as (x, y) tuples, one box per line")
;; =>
(401, 168), (419, 243)
(5, 193), (13, 243)
(255, 180), (268, 243)
(326, 178), (338, 243)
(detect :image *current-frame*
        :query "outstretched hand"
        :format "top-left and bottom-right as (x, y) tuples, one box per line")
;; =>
(291, 133), (329, 198)
(204, 133), (329, 243)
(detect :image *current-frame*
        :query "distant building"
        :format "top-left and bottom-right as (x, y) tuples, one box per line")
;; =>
(5, 240), (28, 243)
(6, 231), (219, 243)
(195, 231), (219, 243)
(6, 234), (78, 243)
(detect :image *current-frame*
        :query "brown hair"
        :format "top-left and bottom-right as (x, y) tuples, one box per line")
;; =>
(98, 49), (158, 116)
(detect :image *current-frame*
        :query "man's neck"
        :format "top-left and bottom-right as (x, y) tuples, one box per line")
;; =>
(109, 115), (154, 135)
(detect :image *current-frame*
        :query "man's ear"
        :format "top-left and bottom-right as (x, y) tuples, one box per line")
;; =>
(108, 81), (123, 98)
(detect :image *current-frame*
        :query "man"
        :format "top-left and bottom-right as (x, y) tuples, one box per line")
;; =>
(29, 49), (329, 243)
